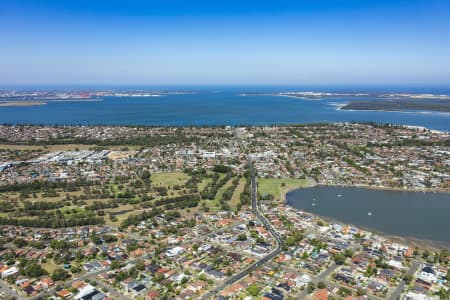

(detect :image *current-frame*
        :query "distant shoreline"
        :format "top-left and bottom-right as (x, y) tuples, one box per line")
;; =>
(0, 98), (104, 107)
(0, 101), (47, 107)
(50, 98), (104, 102)
(340, 99), (450, 113)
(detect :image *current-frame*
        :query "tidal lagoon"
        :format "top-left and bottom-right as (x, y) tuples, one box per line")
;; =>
(286, 186), (450, 247)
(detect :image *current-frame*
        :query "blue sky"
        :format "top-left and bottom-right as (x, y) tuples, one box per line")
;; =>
(1, 0), (450, 85)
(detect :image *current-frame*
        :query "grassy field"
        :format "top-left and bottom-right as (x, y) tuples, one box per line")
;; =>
(1, 170), (252, 228)
(258, 178), (310, 201)
(42, 260), (59, 274)
(197, 177), (212, 191)
(104, 204), (136, 227)
(230, 177), (246, 210)
(214, 177), (232, 202)
(199, 174), (229, 211)
(0, 171), (194, 227)
(151, 172), (189, 187)
(60, 206), (86, 215)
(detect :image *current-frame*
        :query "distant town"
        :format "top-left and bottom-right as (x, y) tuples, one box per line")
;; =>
(0, 90), (196, 107)
(0, 123), (448, 300)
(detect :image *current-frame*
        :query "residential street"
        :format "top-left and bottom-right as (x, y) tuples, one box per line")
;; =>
(200, 169), (284, 299)
(388, 259), (421, 300)
(0, 279), (25, 300)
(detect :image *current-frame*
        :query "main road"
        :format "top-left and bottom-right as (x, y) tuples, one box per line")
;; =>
(200, 165), (284, 299)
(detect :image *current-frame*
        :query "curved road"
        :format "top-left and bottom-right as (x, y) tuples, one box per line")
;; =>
(200, 168), (284, 300)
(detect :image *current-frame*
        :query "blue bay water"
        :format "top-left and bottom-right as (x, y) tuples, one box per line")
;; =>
(0, 88), (449, 130)
(286, 186), (450, 247)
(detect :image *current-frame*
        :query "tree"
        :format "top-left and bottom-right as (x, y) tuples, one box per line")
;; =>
(52, 268), (70, 281)
(19, 260), (48, 278)
(141, 170), (151, 180)
(365, 266), (378, 277)
(181, 276), (189, 285)
(438, 249), (449, 264)
(317, 282), (326, 289)
(247, 284), (259, 297)
(102, 234), (118, 243)
(307, 282), (316, 293)
(152, 273), (165, 283)
(50, 240), (76, 250)
(237, 233), (247, 241)
(136, 260), (145, 271)
(126, 242), (139, 252)
(333, 253), (346, 265)
(344, 249), (354, 258)
(91, 235), (102, 245)
(14, 238), (27, 248)
(213, 165), (231, 173)
(110, 260), (123, 270)
(403, 274), (413, 283)
(356, 288), (366, 296)
(338, 287), (352, 297)
(436, 288), (449, 299)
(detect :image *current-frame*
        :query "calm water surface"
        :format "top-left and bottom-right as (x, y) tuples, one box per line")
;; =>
(286, 186), (450, 247)
(0, 90), (449, 131)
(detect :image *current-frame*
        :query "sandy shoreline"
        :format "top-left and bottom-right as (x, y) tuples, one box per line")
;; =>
(0, 101), (47, 107)
(284, 181), (450, 195)
(312, 213), (448, 250)
(51, 98), (104, 102)
(338, 105), (450, 116)
(282, 182), (450, 250)
(315, 183), (450, 194)
(0, 98), (104, 107)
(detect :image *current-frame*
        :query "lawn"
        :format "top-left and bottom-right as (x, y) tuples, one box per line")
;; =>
(214, 177), (233, 202)
(151, 172), (189, 187)
(42, 260), (59, 274)
(30, 190), (86, 203)
(60, 206), (86, 215)
(197, 177), (212, 191)
(230, 177), (246, 210)
(258, 178), (310, 201)
(200, 174), (237, 211)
